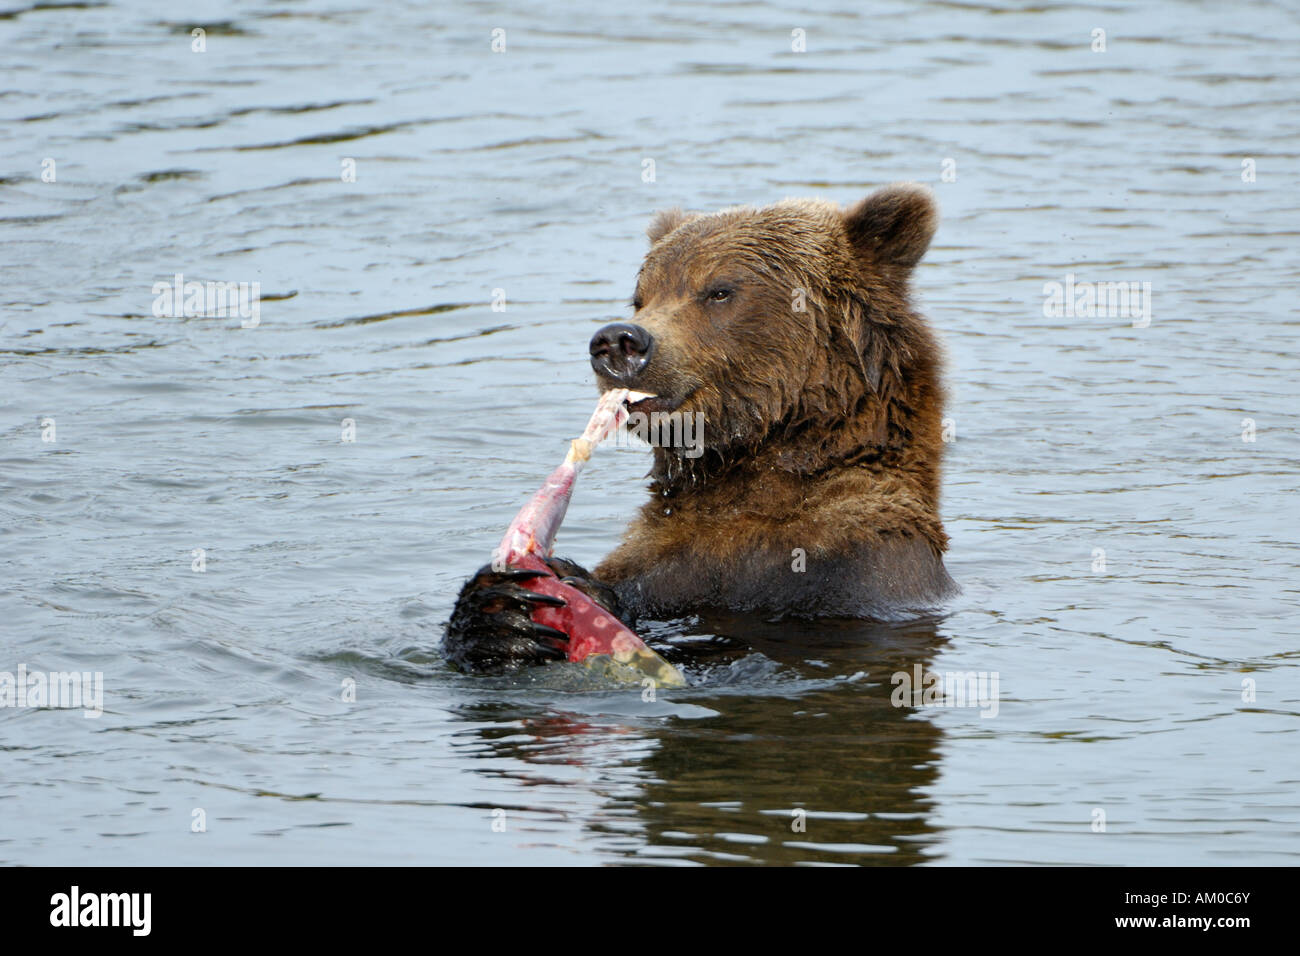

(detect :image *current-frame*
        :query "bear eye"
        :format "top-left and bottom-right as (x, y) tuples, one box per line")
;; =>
(705, 286), (733, 303)
(631, 294), (643, 310)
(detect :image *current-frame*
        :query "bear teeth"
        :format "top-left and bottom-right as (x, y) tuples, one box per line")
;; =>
(626, 390), (657, 403)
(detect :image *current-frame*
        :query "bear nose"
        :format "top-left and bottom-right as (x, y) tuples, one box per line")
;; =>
(589, 322), (654, 383)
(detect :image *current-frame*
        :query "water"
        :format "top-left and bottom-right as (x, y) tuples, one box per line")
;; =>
(2, 0), (1297, 865)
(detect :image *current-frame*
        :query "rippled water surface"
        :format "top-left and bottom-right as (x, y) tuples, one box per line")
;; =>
(2, 0), (1298, 865)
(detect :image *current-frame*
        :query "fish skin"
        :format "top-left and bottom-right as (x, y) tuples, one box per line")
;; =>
(510, 554), (686, 687)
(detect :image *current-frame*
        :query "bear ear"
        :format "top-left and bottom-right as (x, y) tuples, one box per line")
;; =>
(647, 208), (699, 245)
(842, 184), (938, 274)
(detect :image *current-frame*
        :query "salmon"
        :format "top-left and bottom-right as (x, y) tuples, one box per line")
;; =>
(493, 389), (686, 687)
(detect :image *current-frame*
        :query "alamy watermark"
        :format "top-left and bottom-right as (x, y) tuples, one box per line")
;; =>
(891, 664), (999, 718)
(617, 410), (705, 459)
(1043, 272), (1152, 328)
(50, 886), (150, 935)
(152, 273), (261, 328)
(1, 664), (103, 718)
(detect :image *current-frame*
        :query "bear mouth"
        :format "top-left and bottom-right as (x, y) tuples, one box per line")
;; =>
(623, 390), (684, 416)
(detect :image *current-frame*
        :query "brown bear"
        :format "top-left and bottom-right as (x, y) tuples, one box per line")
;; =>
(445, 183), (956, 671)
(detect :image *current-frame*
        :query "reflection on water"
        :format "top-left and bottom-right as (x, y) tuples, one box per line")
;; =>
(2, 0), (1298, 865)
(454, 618), (949, 864)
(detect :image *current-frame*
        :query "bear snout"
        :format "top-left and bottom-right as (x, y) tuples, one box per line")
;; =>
(589, 322), (655, 385)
